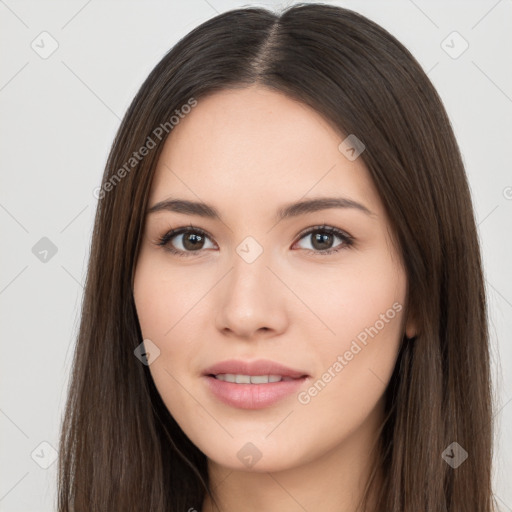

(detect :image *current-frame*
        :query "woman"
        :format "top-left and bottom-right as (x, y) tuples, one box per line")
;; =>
(58, 3), (495, 511)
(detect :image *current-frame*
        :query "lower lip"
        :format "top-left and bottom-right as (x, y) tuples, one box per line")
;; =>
(203, 375), (308, 410)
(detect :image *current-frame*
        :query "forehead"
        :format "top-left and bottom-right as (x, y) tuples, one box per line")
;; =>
(148, 86), (381, 218)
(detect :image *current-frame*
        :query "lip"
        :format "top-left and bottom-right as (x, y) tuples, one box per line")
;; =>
(202, 359), (309, 379)
(202, 359), (310, 410)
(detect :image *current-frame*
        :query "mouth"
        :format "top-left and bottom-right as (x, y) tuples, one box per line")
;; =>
(202, 359), (310, 409)
(203, 373), (309, 409)
(202, 358), (309, 380)
(208, 373), (303, 383)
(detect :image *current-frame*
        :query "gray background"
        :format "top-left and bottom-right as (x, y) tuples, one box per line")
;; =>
(1, 0), (511, 510)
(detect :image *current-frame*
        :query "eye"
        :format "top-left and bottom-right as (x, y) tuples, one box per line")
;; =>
(293, 224), (353, 256)
(156, 225), (216, 257)
(155, 224), (353, 257)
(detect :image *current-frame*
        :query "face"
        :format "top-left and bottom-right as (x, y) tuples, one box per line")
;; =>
(133, 86), (415, 473)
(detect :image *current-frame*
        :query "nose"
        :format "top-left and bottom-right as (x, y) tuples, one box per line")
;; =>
(214, 249), (289, 340)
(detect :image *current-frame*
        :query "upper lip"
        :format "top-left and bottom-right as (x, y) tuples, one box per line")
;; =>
(203, 359), (309, 379)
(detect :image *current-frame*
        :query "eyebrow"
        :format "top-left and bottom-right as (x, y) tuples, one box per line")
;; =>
(146, 196), (375, 221)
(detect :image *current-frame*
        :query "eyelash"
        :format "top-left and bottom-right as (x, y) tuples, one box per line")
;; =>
(155, 223), (354, 258)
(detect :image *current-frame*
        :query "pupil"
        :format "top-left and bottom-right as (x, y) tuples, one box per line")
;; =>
(313, 232), (332, 250)
(183, 233), (204, 251)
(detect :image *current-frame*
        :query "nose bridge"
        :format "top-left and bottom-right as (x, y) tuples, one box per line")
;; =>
(228, 234), (272, 299)
(235, 233), (267, 268)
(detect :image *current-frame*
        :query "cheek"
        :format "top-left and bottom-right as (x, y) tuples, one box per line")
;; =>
(298, 258), (406, 415)
(314, 243), (406, 340)
(133, 254), (209, 387)
(133, 253), (205, 342)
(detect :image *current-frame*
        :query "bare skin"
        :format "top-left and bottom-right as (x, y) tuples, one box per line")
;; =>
(133, 86), (416, 512)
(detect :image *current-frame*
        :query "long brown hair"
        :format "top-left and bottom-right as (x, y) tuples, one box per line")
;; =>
(58, 3), (495, 510)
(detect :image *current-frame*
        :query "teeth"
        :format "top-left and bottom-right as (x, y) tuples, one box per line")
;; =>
(214, 374), (290, 384)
